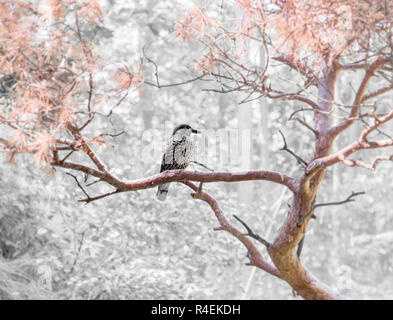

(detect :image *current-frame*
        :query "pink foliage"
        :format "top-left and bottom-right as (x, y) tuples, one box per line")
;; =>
(0, 1), (137, 165)
(175, 0), (393, 72)
(174, 6), (221, 42)
(113, 64), (144, 91)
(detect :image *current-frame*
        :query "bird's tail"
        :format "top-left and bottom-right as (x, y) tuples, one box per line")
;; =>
(157, 183), (169, 201)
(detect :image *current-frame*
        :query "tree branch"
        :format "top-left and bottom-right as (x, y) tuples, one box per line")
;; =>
(279, 130), (308, 168)
(297, 191), (365, 226)
(65, 123), (108, 173)
(288, 113), (318, 137)
(333, 57), (390, 135)
(307, 107), (393, 173)
(233, 215), (271, 248)
(343, 154), (393, 171)
(190, 161), (214, 172)
(182, 181), (281, 278)
(362, 83), (393, 102)
(272, 55), (316, 87)
(66, 173), (90, 199)
(51, 156), (300, 199)
(78, 189), (121, 204)
(143, 47), (206, 88)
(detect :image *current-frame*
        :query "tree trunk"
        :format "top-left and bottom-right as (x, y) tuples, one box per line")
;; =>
(268, 65), (345, 300)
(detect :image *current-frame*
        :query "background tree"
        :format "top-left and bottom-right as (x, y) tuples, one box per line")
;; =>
(0, 0), (392, 300)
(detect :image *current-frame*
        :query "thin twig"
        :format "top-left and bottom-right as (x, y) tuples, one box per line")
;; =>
(66, 172), (90, 199)
(190, 161), (214, 172)
(69, 231), (86, 274)
(60, 150), (76, 163)
(78, 189), (121, 204)
(143, 75), (206, 89)
(85, 178), (103, 187)
(297, 235), (305, 258)
(288, 114), (318, 137)
(297, 191), (365, 226)
(278, 130), (308, 168)
(143, 46), (206, 88)
(233, 215), (271, 248)
(182, 181), (280, 278)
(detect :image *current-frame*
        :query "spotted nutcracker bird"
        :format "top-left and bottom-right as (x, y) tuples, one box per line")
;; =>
(156, 124), (200, 201)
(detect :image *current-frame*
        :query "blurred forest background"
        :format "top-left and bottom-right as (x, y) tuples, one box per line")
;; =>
(0, 0), (392, 300)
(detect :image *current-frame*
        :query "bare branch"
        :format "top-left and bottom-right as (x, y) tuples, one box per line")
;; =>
(85, 178), (103, 187)
(272, 55), (315, 83)
(66, 173), (90, 199)
(143, 47), (206, 88)
(69, 231), (86, 274)
(183, 181), (281, 278)
(338, 63), (368, 70)
(278, 130), (308, 168)
(296, 235), (305, 258)
(66, 172), (121, 204)
(307, 108), (393, 174)
(143, 75), (206, 89)
(333, 57), (390, 135)
(233, 215), (271, 248)
(362, 83), (393, 102)
(343, 154), (393, 171)
(51, 155), (300, 195)
(78, 73), (95, 132)
(78, 189), (121, 204)
(60, 150), (76, 163)
(190, 161), (214, 172)
(297, 191), (365, 226)
(263, 91), (319, 110)
(142, 46), (160, 87)
(65, 123), (108, 173)
(288, 113), (318, 137)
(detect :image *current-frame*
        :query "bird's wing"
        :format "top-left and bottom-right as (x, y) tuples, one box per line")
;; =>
(160, 153), (171, 172)
(160, 137), (186, 172)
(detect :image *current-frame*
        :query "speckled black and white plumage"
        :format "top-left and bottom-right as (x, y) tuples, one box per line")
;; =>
(157, 124), (200, 201)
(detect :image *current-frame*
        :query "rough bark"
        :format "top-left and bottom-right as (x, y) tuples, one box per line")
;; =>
(267, 66), (345, 300)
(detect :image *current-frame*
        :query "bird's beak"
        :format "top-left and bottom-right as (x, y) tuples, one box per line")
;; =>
(191, 128), (201, 134)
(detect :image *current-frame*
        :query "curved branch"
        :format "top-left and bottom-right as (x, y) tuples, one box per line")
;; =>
(362, 83), (393, 102)
(272, 55), (315, 80)
(297, 191), (365, 226)
(124, 169), (299, 193)
(51, 157), (299, 197)
(182, 181), (281, 279)
(65, 123), (108, 173)
(307, 107), (393, 174)
(278, 130), (308, 168)
(307, 137), (393, 173)
(264, 91), (319, 110)
(343, 154), (393, 170)
(267, 194), (347, 300)
(233, 215), (271, 248)
(333, 57), (390, 135)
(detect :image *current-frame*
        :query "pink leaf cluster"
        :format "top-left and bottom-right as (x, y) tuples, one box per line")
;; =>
(0, 1), (136, 166)
(113, 64), (143, 92)
(174, 6), (221, 42)
(175, 0), (393, 72)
